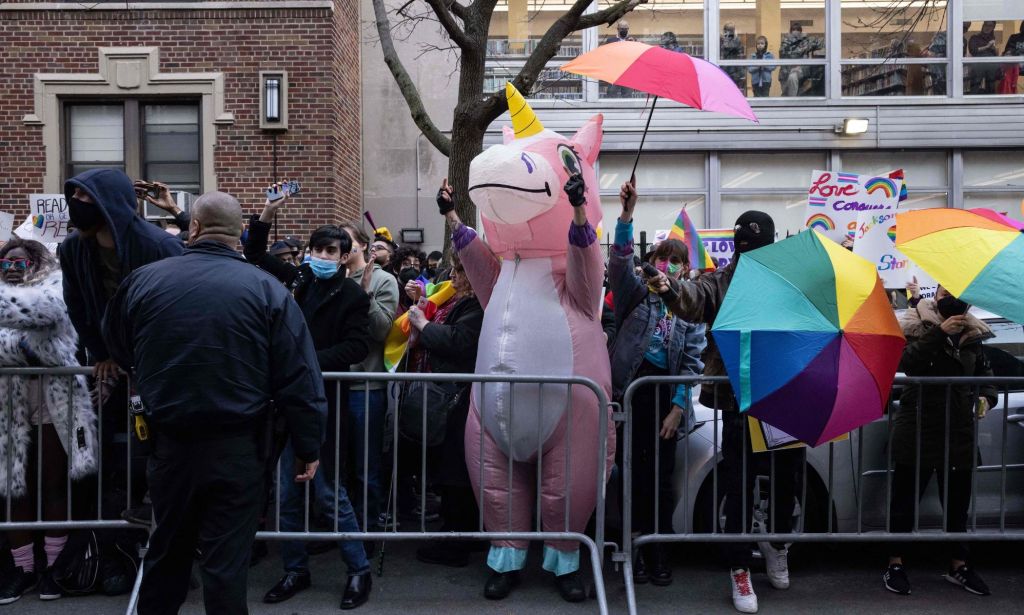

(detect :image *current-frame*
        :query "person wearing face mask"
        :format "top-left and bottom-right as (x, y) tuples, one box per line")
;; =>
(603, 20), (636, 97)
(968, 21), (1001, 94)
(425, 251), (444, 282)
(720, 22), (747, 91)
(395, 246), (425, 312)
(60, 168), (183, 595)
(608, 180), (706, 588)
(882, 286), (997, 598)
(652, 208), (800, 614)
(749, 35), (776, 97)
(246, 188), (373, 610)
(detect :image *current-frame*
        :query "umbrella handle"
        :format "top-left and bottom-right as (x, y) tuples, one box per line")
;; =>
(630, 95), (659, 181)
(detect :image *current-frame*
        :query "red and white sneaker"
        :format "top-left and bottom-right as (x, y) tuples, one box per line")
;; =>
(730, 568), (758, 613)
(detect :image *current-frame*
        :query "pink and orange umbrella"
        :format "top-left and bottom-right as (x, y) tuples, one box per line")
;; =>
(561, 41), (757, 177)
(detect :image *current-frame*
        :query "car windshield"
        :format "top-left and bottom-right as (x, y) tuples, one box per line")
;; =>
(983, 319), (1024, 389)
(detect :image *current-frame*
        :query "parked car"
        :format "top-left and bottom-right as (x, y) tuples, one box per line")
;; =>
(668, 310), (1024, 537)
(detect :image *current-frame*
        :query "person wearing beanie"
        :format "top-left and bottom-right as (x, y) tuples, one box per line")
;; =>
(653, 208), (802, 614)
(269, 240), (301, 266)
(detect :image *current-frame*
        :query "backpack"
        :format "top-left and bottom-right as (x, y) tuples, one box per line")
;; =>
(51, 530), (102, 596)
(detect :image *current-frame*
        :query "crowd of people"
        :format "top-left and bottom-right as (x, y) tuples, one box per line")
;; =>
(0, 166), (1001, 614)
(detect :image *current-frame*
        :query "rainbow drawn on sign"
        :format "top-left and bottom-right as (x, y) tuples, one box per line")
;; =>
(886, 225), (897, 243)
(806, 213), (835, 231)
(864, 177), (898, 199)
(31, 215), (45, 229)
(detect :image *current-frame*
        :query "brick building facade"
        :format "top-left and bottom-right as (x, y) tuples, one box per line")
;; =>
(0, 0), (360, 238)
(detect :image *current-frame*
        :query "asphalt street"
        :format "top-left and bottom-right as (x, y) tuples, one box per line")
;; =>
(10, 541), (1023, 614)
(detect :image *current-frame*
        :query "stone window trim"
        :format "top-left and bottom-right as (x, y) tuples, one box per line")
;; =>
(23, 46), (234, 193)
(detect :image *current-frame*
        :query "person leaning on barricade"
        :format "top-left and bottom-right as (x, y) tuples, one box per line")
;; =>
(246, 186), (373, 610)
(607, 178), (706, 587)
(0, 238), (99, 605)
(60, 168), (184, 595)
(882, 286), (997, 597)
(651, 210), (801, 614)
(101, 191), (327, 615)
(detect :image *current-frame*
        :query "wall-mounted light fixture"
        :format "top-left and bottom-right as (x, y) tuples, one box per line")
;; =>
(260, 71), (288, 131)
(401, 228), (425, 244)
(835, 118), (869, 135)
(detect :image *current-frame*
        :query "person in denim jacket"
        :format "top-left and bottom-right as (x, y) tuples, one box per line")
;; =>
(749, 36), (776, 97)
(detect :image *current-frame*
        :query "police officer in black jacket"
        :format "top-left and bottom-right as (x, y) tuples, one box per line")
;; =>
(102, 191), (326, 615)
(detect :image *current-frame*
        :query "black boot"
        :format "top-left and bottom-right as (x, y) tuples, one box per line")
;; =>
(554, 571), (586, 603)
(484, 571), (521, 600)
(340, 571), (372, 610)
(648, 544), (672, 587)
(633, 549), (649, 585)
(263, 571), (311, 603)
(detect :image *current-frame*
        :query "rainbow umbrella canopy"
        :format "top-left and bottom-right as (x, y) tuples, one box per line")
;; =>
(896, 207), (1024, 324)
(561, 41), (756, 178)
(712, 230), (906, 446)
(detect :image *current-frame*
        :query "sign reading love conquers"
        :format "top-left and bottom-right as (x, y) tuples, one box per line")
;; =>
(804, 170), (903, 243)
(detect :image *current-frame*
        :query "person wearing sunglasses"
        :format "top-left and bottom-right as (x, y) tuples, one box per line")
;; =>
(0, 238), (98, 604)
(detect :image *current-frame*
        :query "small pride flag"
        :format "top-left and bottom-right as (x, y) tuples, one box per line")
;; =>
(669, 207), (716, 271)
(837, 172), (859, 184)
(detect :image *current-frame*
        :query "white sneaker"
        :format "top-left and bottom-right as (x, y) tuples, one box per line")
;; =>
(730, 568), (758, 613)
(758, 541), (790, 590)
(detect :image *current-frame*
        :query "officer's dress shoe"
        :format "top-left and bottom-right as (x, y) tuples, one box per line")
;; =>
(484, 570), (520, 600)
(555, 571), (586, 603)
(263, 571), (311, 604)
(340, 571), (372, 610)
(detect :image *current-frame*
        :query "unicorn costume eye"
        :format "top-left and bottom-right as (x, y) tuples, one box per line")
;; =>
(558, 145), (581, 175)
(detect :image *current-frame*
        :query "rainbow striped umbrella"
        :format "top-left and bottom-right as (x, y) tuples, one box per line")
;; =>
(896, 207), (1024, 323)
(712, 230), (906, 446)
(561, 41), (756, 177)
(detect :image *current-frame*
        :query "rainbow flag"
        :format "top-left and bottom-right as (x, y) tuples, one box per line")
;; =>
(888, 168), (908, 203)
(669, 207), (716, 271)
(383, 281), (456, 372)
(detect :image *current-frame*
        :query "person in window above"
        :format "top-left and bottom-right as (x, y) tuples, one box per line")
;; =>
(339, 222), (400, 541)
(999, 21), (1024, 94)
(749, 35), (776, 97)
(605, 19), (635, 45)
(246, 188), (373, 610)
(779, 22), (824, 96)
(0, 239), (98, 605)
(60, 167), (183, 595)
(720, 22), (747, 91)
(883, 286), (997, 598)
(659, 31), (683, 53)
(607, 179), (706, 588)
(968, 21), (1001, 94)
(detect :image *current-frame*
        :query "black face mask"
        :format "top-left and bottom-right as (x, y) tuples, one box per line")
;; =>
(399, 267), (420, 285)
(68, 197), (105, 232)
(937, 295), (970, 319)
(425, 267), (438, 279)
(618, 28), (629, 38)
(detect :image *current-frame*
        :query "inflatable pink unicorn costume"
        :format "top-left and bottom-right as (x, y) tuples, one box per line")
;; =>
(444, 84), (614, 594)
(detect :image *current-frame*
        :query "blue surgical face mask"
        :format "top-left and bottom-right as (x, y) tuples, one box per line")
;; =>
(309, 256), (339, 280)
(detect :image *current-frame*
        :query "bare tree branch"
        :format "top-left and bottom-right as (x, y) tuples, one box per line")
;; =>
(449, 1), (469, 21)
(577, 0), (647, 31)
(424, 0), (473, 49)
(371, 0), (452, 156)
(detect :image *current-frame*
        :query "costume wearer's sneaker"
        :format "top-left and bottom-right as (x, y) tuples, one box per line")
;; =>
(945, 564), (990, 596)
(37, 568), (62, 601)
(730, 568), (758, 613)
(757, 542), (789, 590)
(883, 564), (911, 595)
(0, 567), (37, 605)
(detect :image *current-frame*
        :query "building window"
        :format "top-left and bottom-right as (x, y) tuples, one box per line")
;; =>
(719, 0), (826, 98)
(963, 13), (1024, 96)
(64, 100), (201, 194)
(963, 149), (1024, 222)
(840, 0), (948, 97)
(719, 151), (827, 237)
(598, 152), (707, 249)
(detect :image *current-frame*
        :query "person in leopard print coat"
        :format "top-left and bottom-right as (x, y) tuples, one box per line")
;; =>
(0, 238), (98, 603)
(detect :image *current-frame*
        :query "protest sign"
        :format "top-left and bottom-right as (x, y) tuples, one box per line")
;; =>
(28, 194), (71, 243)
(853, 209), (912, 288)
(699, 228), (735, 268)
(804, 170), (902, 243)
(0, 213), (14, 242)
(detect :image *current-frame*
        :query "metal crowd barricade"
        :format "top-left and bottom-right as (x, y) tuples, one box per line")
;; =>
(620, 374), (1024, 615)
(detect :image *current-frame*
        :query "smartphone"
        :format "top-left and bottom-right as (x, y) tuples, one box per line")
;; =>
(266, 180), (302, 202)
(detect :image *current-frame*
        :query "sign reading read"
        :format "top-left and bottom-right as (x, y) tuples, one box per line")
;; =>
(28, 194), (71, 243)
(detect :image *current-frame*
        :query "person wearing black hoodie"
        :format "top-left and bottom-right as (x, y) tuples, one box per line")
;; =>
(245, 190), (373, 610)
(60, 168), (184, 594)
